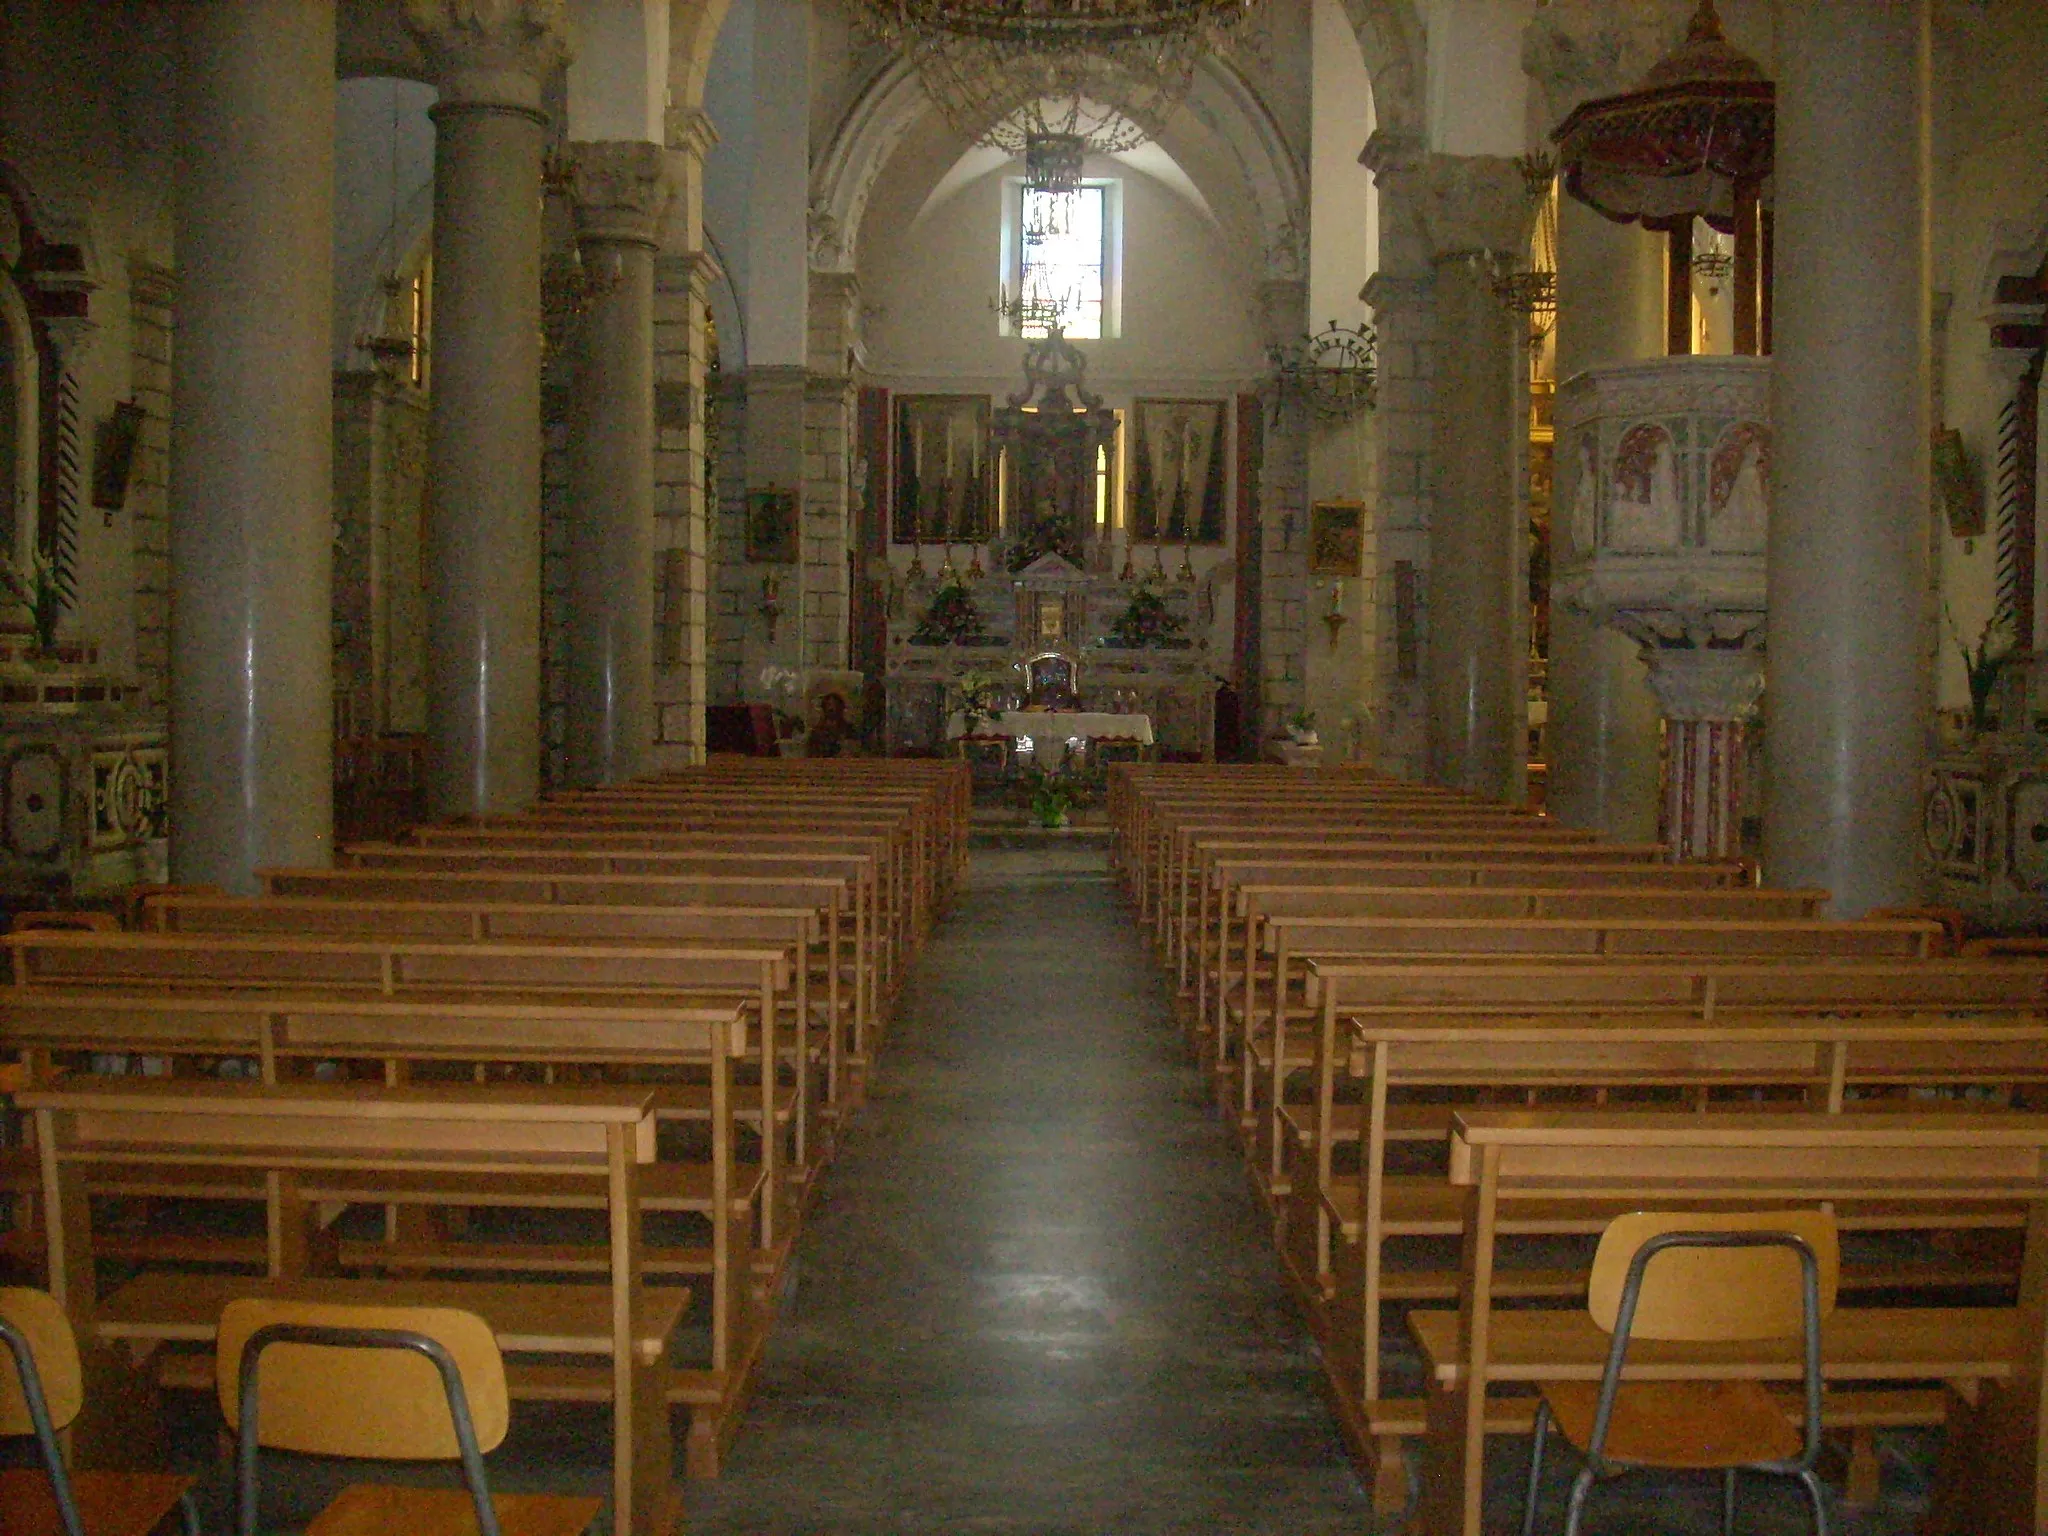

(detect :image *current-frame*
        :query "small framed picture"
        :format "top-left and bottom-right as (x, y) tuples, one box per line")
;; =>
(746, 488), (799, 564)
(1309, 499), (1366, 577)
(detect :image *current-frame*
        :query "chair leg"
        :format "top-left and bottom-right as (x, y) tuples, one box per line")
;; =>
(1797, 1468), (1831, 1536)
(1562, 1465), (1598, 1536)
(1521, 1400), (1552, 1536)
(180, 1491), (202, 1536)
(1723, 1469), (1737, 1536)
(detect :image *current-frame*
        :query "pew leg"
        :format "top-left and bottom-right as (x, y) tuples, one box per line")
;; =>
(1370, 1432), (1412, 1522)
(1841, 1428), (1881, 1508)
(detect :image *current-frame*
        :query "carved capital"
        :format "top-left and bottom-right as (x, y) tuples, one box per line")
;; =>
(1420, 154), (1531, 263)
(665, 105), (719, 161)
(567, 140), (673, 248)
(404, 0), (569, 114)
(1360, 127), (1426, 185)
(1361, 270), (1434, 319)
(1522, 0), (1693, 130)
(1643, 643), (1766, 723)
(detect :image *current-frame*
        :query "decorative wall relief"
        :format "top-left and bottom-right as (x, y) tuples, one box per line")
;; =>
(1130, 398), (1227, 544)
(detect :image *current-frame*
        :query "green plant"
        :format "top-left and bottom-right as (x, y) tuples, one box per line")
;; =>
(910, 579), (993, 646)
(1029, 774), (1074, 828)
(0, 551), (66, 654)
(1287, 707), (1317, 736)
(1944, 604), (2015, 733)
(1105, 576), (1187, 648)
(957, 667), (1007, 733)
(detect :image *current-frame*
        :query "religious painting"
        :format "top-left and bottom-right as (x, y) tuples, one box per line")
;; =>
(1607, 421), (1681, 550)
(1309, 500), (1366, 577)
(894, 395), (994, 543)
(1129, 398), (1227, 544)
(1706, 420), (1771, 551)
(745, 487), (799, 564)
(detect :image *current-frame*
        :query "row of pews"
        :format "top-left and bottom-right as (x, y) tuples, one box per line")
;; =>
(1109, 761), (2048, 1536)
(0, 757), (967, 1535)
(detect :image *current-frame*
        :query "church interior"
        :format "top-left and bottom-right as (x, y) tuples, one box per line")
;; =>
(1, 0), (2047, 1532)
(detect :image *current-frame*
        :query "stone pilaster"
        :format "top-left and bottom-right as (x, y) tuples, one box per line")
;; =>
(1258, 276), (1311, 739)
(405, 0), (568, 816)
(707, 369), (749, 706)
(802, 269), (860, 674)
(564, 140), (671, 786)
(1420, 153), (1531, 802)
(652, 248), (719, 767)
(1360, 128), (1434, 777)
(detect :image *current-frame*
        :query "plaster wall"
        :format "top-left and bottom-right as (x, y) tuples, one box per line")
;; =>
(332, 77), (436, 371)
(1930, 0), (2048, 710)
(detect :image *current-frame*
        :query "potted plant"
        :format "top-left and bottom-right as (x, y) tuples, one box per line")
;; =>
(1943, 604), (2014, 736)
(1028, 771), (1074, 829)
(1286, 708), (1319, 746)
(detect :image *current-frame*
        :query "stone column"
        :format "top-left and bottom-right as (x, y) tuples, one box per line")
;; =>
(565, 141), (671, 785)
(803, 268), (860, 673)
(407, 0), (568, 817)
(1526, 0), (1685, 838)
(1421, 154), (1529, 801)
(1763, 0), (1931, 912)
(1646, 647), (1764, 859)
(169, 0), (334, 891)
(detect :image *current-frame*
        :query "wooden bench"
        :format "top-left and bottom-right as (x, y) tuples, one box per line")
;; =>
(1410, 1109), (2048, 1536)
(0, 985), (771, 1478)
(1284, 1010), (2048, 1511)
(18, 1078), (682, 1536)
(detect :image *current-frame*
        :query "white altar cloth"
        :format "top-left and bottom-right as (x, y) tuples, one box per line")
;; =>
(948, 710), (1153, 766)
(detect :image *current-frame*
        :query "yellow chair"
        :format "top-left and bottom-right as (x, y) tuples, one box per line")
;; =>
(0, 1287), (197, 1536)
(218, 1299), (602, 1536)
(1521, 1209), (1838, 1536)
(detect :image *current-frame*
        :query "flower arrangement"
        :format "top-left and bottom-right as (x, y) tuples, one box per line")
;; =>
(1025, 766), (1075, 828)
(1103, 574), (1188, 649)
(0, 550), (70, 655)
(757, 664), (806, 740)
(957, 667), (1008, 733)
(1943, 604), (2015, 734)
(1286, 708), (1319, 745)
(910, 578), (994, 646)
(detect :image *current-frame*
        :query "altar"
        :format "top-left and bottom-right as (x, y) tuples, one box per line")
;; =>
(947, 709), (1154, 768)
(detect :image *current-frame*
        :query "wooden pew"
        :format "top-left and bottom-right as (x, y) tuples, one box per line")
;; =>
(259, 864), (876, 1075)
(1233, 917), (1947, 1148)
(336, 844), (892, 1024)
(0, 984), (768, 1478)
(18, 1078), (681, 1536)
(1290, 1009), (2048, 1510)
(1412, 1110), (2048, 1536)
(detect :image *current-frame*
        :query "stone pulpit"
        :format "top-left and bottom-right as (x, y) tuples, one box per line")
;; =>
(1552, 355), (1770, 858)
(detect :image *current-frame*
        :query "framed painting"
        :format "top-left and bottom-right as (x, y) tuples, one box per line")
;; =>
(746, 487), (799, 564)
(1129, 398), (1227, 544)
(894, 395), (994, 543)
(1309, 499), (1366, 577)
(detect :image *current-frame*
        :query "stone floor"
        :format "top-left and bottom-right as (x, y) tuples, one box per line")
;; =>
(160, 840), (1945, 1531)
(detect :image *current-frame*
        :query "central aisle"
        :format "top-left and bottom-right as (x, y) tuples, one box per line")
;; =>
(686, 843), (1371, 1533)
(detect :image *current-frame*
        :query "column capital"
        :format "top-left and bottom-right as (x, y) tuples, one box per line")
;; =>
(1643, 643), (1765, 723)
(404, 0), (569, 115)
(1420, 153), (1532, 264)
(1360, 127), (1426, 184)
(1521, 0), (1693, 132)
(664, 105), (719, 161)
(567, 140), (673, 248)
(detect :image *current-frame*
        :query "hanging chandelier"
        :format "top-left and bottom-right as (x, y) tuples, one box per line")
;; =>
(859, 0), (1259, 154)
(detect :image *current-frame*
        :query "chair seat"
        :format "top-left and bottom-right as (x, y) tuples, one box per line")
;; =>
(306, 1483), (602, 1536)
(1540, 1379), (1801, 1470)
(0, 1467), (194, 1536)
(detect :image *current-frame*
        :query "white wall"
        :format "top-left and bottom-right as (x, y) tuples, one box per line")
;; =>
(332, 77), (436, 369)
(700, 0), (756, 365)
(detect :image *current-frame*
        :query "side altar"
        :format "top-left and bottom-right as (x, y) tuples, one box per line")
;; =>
(884, 551), (1217, 759)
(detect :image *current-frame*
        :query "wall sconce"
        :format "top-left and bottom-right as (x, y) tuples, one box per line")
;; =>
(1322, 583), (1348, 649)
(756, 573), (782, 641)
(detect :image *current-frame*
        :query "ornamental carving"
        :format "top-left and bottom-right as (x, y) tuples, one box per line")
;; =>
(567, 141), (673, 247)
(403, 0), (570, 106)
(1419, 154), (1529, 261)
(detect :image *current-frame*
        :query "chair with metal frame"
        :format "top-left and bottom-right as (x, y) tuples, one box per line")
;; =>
(1521, 1209), (1837, 1536)
(219, 1299), (602, 1536)
(0, 1287), (198, 1536)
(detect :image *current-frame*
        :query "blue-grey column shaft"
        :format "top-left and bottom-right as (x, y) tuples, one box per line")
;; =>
(1763, 0), (1932, 913)
(169, 0), (335, 891)
(423, 93), (546, 815)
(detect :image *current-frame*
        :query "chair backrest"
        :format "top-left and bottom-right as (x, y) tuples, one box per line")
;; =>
(1025, 651), (1076, 705)
(9, 911), (118, 934)
(0, 1288), (81, 1435)
(217, 1300), (509, 1460)
(1588, 1209), (1839, 1342)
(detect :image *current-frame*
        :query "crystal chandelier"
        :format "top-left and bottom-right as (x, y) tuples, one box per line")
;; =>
(858, 0), (1259, 154)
